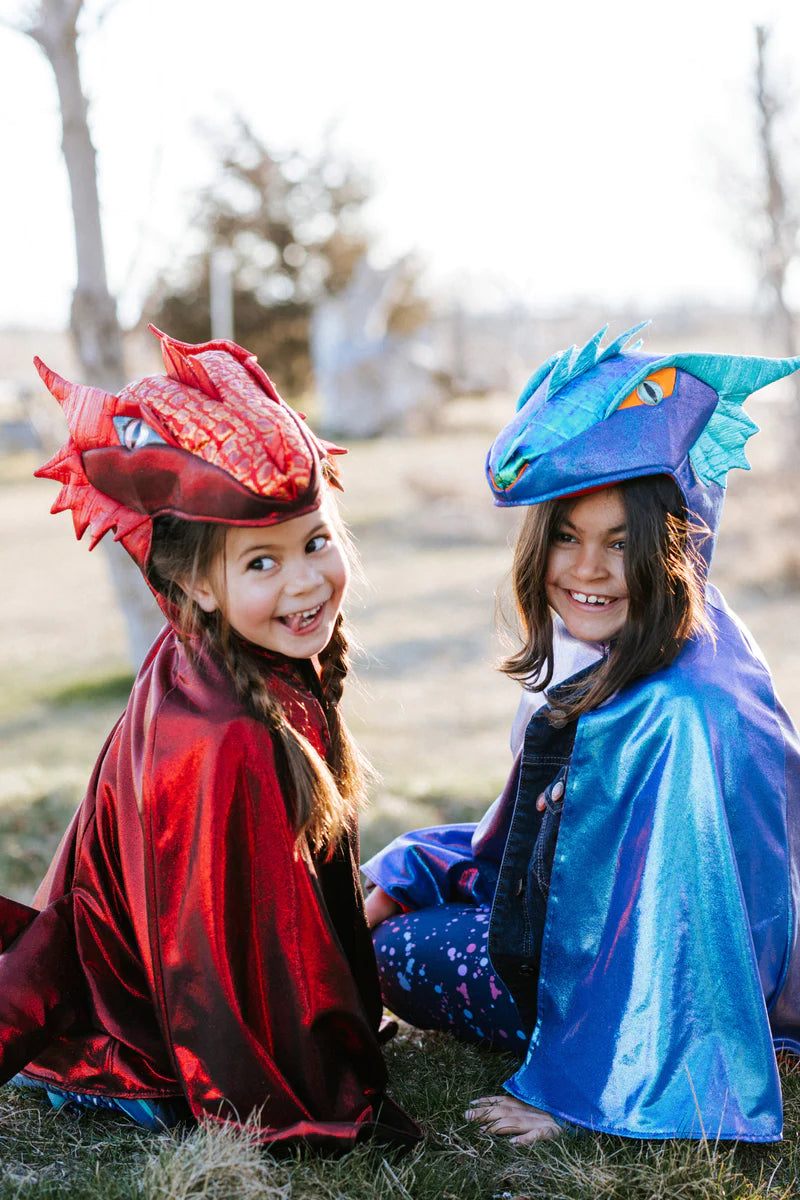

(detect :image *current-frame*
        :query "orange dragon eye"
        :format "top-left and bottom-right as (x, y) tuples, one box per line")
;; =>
(617, 367), (676, 411)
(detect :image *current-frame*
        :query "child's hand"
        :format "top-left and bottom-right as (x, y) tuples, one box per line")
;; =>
(364, 886), (401, 928)
(536, 767), (568, 813)
(464, 1095), (561, 1145)
(536, 777), (565, 812)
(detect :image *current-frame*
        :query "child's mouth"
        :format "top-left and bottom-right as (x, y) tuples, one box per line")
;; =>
(278, 603), (324, 633)
(568, 591), (616, 607)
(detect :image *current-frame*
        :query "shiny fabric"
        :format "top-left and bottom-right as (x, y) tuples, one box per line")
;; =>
(486, 325), (800, 569)
(486, 325), (800, 501)
(364, 592), (800, 1141)
(363, 622), (601, 913)
(33, 329), (345, 573)
(1, 631), (418, 1149)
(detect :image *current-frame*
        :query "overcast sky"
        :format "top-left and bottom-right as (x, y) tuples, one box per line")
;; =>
(0, 0), (798, 329)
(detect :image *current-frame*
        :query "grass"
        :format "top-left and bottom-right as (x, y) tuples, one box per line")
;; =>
(1, 1035), (798, 1198)
(47, 672), (136, 709)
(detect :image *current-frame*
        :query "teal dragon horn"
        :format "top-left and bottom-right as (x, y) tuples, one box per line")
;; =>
(669, 351), (800, 404)
(667, 350), (800, 487)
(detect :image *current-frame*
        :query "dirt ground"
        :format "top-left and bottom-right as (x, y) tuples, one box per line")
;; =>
(1, 392), (800, 893)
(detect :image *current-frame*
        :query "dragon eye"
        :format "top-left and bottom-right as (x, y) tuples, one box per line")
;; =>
(616, 367), (676, 413)
(636, 379), (664, 406)
(113, 416), (166, 450)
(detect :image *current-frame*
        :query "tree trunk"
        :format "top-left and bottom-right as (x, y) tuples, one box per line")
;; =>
(754, 26), (799, 375)
(26, 0), (164, 666)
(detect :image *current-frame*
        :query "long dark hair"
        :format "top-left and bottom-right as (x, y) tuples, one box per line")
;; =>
(147, 501), (368, 854)
(500, 475), (711, 723)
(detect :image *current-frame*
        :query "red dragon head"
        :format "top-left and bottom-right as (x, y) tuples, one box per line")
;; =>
(34, 327), (345, 575)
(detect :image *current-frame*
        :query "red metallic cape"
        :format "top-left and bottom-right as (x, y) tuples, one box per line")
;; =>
(0, 631), (418, 1148)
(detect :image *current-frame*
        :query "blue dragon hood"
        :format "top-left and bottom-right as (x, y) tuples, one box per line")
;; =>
(486, 322), (800, 562)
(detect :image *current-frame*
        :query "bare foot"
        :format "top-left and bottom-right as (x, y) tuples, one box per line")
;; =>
(465, 1094), (561, 1145)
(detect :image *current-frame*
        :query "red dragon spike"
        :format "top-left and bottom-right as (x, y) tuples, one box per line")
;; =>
(152, 331), (223, 401)
(33, 356), (120, 453)
(149, 324), (285, 405)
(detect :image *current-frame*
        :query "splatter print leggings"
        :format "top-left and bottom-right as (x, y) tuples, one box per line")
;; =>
(373, 902), (528, 1049)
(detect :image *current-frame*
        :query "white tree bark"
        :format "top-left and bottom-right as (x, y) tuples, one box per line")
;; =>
(753, 25), (798, 365)
(310, 257), (443, 437)
(24, 0), (164, 666)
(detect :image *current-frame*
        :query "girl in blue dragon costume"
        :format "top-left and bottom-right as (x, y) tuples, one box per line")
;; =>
(364, 323), (800, 1143)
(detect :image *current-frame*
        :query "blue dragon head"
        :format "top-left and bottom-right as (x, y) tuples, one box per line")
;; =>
(487, 322), (800, 562)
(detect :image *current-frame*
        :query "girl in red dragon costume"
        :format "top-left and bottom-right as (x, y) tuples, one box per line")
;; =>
(0, 328), (419, 1149)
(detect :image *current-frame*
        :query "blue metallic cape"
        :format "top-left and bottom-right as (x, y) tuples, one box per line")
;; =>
(364, 589), (800, 1140)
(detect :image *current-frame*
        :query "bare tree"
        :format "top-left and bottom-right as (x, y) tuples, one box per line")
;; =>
(751, 24), (799, 361)
(18, 0), (163, 664)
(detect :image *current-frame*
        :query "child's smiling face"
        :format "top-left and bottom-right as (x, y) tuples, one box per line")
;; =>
(545, 488), (629, 644)
(187, 504), (349, 659)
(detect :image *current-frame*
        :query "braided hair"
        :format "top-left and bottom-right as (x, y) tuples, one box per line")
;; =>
(147, 510), (367, 855)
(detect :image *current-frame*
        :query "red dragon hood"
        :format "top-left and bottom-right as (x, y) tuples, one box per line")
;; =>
(34, 327), (345, 575)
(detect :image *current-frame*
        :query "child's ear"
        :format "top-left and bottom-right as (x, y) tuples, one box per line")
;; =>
(181, 576), (219, 614)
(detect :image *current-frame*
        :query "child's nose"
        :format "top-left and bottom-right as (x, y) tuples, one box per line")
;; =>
(573, 545), (606, 579)
(285, 560), (323, 592)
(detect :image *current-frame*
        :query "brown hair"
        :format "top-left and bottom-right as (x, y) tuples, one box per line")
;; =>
(147, 502), (368, 855)
(500, 475), (711, 723)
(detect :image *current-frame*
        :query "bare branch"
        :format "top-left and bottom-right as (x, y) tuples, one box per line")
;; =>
(23, 0), (82, 52)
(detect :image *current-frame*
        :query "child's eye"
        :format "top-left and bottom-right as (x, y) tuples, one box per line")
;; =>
(248, 555), (277, 571)
(306, 534), (329, 553)
(553, 530), (576, 544)
(611, 539), (626, 552)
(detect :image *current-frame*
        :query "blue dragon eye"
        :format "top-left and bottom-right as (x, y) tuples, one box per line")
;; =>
(636, 379), (664, 406)
(113, 416), (166, 450)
